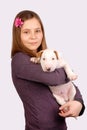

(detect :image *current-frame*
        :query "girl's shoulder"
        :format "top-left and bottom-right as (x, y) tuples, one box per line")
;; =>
(13, 52), (30, 58)
(12, 52), (31, 65)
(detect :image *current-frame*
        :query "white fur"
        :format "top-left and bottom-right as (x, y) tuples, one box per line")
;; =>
(40, 49), (77, 80)
(31, 49), (77, 105)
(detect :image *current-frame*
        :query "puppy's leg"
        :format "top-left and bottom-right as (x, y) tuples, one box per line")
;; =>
(58, 58), (78, 80)
(63, 63), (78, 80)
(68, 83), (76, 100)
(53, 93), (66, 105)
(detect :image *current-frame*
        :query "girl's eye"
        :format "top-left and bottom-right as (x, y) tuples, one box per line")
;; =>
(36, 29), (41, 33)
(24, 31), (29, 34)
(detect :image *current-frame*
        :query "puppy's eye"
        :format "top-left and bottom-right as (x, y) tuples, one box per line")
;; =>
(43, 58), (45, 60)
(52, 58), (55, 60)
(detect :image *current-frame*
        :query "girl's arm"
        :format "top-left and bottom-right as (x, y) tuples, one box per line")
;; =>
(59, 85), (85, 117)
(12, 52), (69, 86)
(74, 85), (85, 116)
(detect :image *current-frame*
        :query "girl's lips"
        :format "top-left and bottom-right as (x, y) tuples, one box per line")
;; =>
(30, 42), (37, 45)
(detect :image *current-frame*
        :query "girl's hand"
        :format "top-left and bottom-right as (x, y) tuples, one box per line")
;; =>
(59, 100), (82, 118)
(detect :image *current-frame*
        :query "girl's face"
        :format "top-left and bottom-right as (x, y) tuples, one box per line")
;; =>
(21, 18), (43, 52)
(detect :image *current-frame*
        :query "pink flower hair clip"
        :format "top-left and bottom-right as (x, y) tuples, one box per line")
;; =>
(14, 17), (24, 27)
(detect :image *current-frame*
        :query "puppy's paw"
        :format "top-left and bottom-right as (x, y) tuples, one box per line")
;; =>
(68, 73), (78, 81)
(30, 57), (40, 63)
(30, 57), (36, 62)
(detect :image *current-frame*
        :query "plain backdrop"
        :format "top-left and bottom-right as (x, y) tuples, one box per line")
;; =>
(0, 0), (87, 130)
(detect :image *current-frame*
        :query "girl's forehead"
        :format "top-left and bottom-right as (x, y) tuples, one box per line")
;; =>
(22, 18), (41, 30)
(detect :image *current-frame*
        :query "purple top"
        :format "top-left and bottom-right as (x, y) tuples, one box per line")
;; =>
(11, 52), (85, 130)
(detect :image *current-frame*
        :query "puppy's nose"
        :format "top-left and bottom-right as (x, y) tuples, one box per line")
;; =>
(46, 68), (51, 71)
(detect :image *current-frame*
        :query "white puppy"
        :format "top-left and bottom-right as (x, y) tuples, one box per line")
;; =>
(31, 49), (78, 105)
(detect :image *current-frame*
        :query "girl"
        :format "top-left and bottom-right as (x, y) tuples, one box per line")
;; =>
(11, 10), (85, 130)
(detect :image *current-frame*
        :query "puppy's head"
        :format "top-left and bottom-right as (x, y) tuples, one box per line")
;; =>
(37, 49), (59, 72)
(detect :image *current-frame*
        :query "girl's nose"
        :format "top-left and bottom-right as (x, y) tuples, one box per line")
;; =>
(30, 32), (36, 39)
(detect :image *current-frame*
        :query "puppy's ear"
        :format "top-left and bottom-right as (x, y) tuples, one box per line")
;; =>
(54, 51), (59, 59)
(36, 50), (44, 58)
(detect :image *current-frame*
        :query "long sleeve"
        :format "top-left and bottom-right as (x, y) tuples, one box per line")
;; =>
(74, 85), (85, 116)
(12, 52), (68, 86)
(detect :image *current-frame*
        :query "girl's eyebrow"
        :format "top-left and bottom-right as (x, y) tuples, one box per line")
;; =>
(22, 27), (41, 31)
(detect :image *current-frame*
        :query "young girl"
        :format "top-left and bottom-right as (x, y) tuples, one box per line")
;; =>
(11, 10), (85, 130)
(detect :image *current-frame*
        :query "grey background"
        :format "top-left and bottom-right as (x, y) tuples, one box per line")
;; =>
(0, 0), (87, 130)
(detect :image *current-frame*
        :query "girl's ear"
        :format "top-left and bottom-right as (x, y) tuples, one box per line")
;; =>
(54, 51), (59, 59)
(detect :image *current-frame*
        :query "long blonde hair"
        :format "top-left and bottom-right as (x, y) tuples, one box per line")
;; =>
(11, 10), (47, 58)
